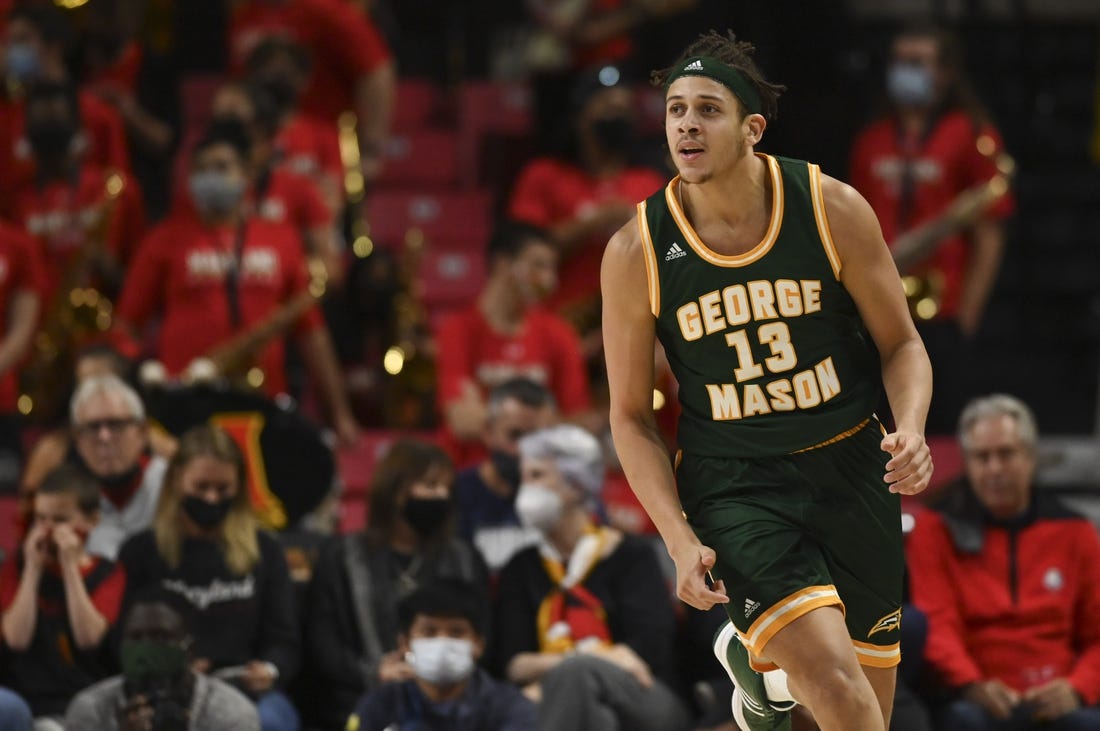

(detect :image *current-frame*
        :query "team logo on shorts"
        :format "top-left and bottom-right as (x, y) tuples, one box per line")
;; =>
(867, 608), (902, 637)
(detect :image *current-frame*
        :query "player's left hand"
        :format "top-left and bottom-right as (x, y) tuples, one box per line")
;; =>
(881, 431), (932, 495)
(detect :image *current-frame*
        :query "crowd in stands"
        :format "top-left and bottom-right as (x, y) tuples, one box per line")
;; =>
(0, 1), (1095, 731)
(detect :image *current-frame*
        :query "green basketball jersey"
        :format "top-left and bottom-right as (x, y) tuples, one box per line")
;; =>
(638, 154), (880, 457)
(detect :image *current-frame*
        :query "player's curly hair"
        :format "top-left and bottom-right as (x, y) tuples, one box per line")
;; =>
(651, 29), (786, 121)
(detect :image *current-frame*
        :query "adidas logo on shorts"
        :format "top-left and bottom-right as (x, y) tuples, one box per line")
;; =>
(684, 60), (704, 71)
(665, 242), (687, 261)
(744, 598), (761, 618)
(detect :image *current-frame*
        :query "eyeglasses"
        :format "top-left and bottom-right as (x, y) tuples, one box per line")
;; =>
(73, 417), (140, 439)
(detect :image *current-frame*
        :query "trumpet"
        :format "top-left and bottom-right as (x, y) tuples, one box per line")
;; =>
(891, 134), (1015, 321)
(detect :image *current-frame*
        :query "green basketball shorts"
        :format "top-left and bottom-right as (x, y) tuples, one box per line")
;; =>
(676, 419), (903, 669)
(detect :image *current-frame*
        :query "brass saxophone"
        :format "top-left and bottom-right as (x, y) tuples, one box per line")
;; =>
(892, 135), (1016, 321)
(178, 258), (329, 390)
(19, 170), (125, 422)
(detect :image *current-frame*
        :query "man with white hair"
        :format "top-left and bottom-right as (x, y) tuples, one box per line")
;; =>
(68, 375), (166, 560)
(493, 424), (691, 731)
(906, 394), (1100, 730)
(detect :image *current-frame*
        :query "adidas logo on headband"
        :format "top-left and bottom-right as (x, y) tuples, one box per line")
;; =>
(684, 60), (704, 71)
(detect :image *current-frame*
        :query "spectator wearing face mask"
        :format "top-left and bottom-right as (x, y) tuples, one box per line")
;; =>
(113, 120), (359, 444)
(849, 23), (1014, 433)
(344, 578), (535, 731)
(64, 588), (260, 731)
(0, 464), (126, 730)
(508, 64), (664, 348)
(117, 425), (301, 731)
(228, 0), (394, 186)
(0, 4), (131, 200)
(305, 440), (488, 731)
(244, 37), (344, 217)
(206, 84), (343, 284)
(4, 81), (145, 297)
(493, 425), (690, 731)
(453, 378), (558, 574)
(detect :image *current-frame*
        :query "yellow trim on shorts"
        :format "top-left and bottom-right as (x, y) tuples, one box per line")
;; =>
(742, 584), (844, 658)
(852, 639), (901, 668)
(790, 418), (871, 454)
(636, 201), (661, 318)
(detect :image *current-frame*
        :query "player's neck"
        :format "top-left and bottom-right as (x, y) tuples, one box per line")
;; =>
(681, 152), (769, 230)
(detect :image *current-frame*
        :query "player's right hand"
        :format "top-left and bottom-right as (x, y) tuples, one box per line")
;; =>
(672, 542), (729, 610)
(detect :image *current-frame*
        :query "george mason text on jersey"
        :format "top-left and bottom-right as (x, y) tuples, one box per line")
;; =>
(676, 278), (840, 421)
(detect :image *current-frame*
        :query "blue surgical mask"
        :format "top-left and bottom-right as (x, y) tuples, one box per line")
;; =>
(188, 171), (245, 217)
(4, 43), (41, 83)
(887, 63), (934, 108)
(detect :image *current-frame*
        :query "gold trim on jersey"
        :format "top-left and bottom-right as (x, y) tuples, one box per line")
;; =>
(852, 639), (901, 668)
(808, 163), (842, 280)
(636, 201), (661, 318)
(790, 418), (871, 454)
(742, 584), (843, 657)
(664, 153), (785, 268)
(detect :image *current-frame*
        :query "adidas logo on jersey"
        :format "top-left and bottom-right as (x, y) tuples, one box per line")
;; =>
(684, 59), (704, 71)
(744, 598), (761, 618)
(665, 242), (687, 261)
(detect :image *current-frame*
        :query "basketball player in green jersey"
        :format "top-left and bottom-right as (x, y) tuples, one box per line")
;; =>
(603, 31), (934, 731)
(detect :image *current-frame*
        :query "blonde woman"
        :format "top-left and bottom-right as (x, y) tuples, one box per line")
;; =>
(117, 425), (300, 731)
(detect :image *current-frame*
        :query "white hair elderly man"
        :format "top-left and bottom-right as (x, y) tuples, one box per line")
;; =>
(907, 394), (1100, 730)
(67, 375), (167, 560)
(493, 424), (692, 731)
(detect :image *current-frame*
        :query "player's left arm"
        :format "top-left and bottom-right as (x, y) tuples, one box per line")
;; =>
(822, 174), (933, 495)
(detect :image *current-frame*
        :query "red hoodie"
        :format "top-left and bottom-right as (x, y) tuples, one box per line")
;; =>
(906, 490), (1100, 703)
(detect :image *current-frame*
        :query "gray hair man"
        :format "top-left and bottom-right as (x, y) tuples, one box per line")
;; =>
(70, 375), (166, 559)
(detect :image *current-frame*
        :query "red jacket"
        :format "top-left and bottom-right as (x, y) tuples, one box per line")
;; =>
(907, 489), (1100, 704)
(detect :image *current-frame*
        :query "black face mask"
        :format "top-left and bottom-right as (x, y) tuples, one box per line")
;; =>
(590, 116), (636, 156)
(181, 495), (233, 529)
(27, 120), (76, 163)
(402, 497), (452, 538)
(489, 451), (520, 492)
(258, 76), (298, 113)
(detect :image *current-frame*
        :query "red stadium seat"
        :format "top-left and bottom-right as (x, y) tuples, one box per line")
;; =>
(378, 130), (461, 188)
(457, 81), (534, 187)
(415, 242), (486, 312)
(0, 494), (20, 556)
(365, 189), (492, 249)
(393, 78), (445, 129)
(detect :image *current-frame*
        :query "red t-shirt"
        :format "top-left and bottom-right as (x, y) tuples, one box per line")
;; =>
(115, 213), (324, 396)
(7, 165), (145, 299)
(0, 92), (131, 193)
(0, 553), (126, 625)
(229, 0), (391, 122)
(257, 167), (332, 233)
(434, 305), (591, 467)
(508, 158), (664, 314)
(0, 224), (45, 411)
(849, 110), (1015, 319)
(275, 113), (343, 199)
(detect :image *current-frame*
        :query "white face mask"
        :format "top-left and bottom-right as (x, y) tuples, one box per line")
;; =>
(406, 637), (475, 685)
(515, 482), (564, 532)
